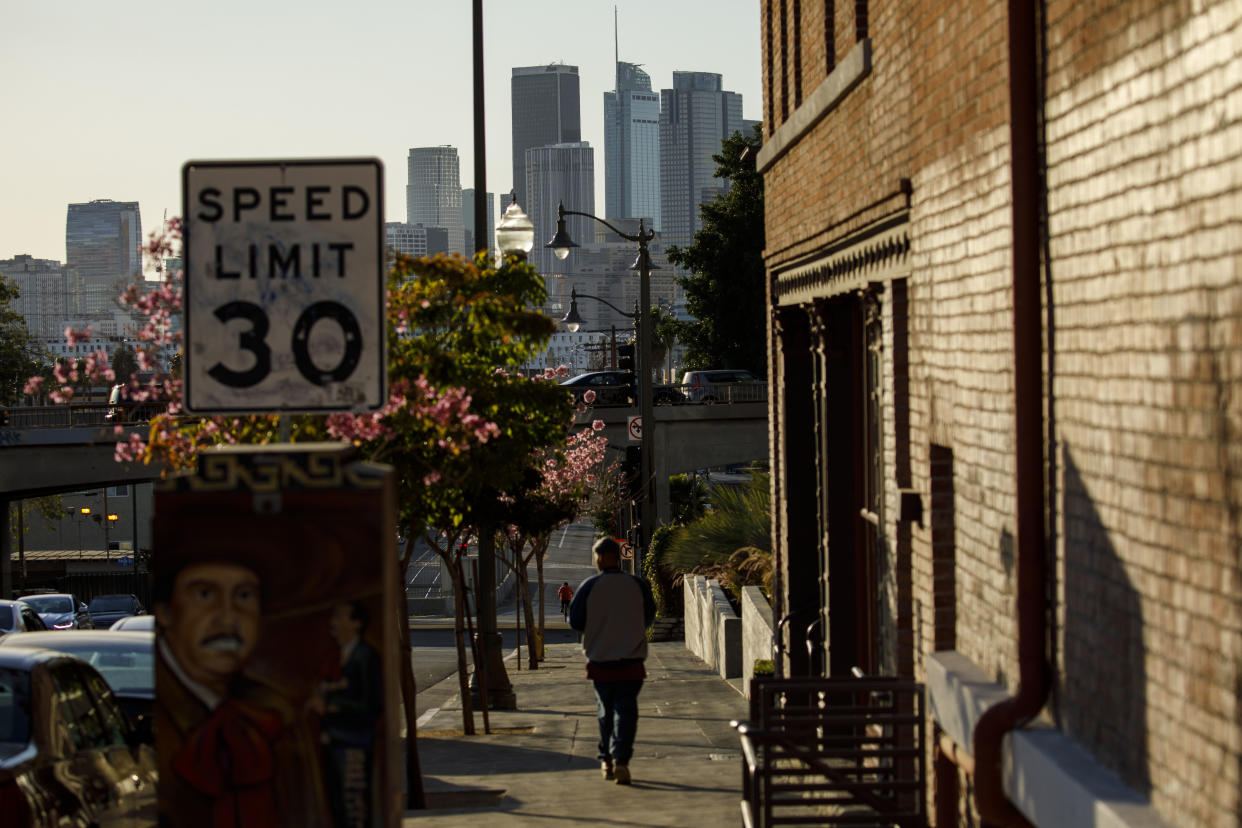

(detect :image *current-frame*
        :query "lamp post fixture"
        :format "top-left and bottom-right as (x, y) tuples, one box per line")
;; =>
(464, 198), (538, 712)
(549, 202), (657, 570)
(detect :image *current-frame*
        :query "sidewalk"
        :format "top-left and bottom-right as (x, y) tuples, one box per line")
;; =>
(403, 639), (749, 826)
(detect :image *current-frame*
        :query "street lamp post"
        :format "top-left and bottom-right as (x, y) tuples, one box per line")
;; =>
(465, 199), (537, 711)
(549, 202), (656, 571)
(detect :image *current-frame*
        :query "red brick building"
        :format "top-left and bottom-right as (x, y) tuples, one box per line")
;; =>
(758, 0), (1240, 824)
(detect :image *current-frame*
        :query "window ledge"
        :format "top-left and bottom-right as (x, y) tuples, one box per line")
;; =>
(757, 38), (871, 174)
(926, 651), (1171, 828)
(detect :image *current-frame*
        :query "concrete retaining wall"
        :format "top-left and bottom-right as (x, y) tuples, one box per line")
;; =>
(740, 586), (774, 695)
(682, 575), (741, 679)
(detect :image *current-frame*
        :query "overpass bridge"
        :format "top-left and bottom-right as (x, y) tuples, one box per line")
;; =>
(1, 396), (768, 590)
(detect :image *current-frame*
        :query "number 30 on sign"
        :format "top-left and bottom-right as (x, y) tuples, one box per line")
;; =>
(181, 158), (386, 414)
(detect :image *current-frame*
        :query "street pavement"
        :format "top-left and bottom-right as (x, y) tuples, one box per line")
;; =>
(402, 626), (749, 826)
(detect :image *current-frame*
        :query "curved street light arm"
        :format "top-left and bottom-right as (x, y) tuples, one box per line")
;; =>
(569, 287), (636, 320)
(557, 202), (656, 245)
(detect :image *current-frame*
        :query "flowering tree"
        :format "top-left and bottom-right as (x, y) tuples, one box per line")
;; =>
(31, 220), (578, 803)
(496, 422), (614, 668)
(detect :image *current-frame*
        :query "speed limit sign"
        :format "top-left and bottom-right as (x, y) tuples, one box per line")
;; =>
(182, 158), (386, 414)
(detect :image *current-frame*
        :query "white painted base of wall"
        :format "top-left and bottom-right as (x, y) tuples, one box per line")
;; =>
(926, 652), (1171, 828)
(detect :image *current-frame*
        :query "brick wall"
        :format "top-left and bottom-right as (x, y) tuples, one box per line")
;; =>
(763, 0), (1242, 823)
(1043, 0), (1242, 821)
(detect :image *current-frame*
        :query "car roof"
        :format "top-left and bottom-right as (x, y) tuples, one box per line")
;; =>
(0, 645), (80, 670)
(0, 630), (153, 648)
(16, 593), (73, 600)
(561, 371), (631, 384)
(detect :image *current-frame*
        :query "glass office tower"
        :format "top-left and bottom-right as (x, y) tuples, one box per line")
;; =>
(604, 61), (661, 227)
(406, 147), (465, 256)
(65, 200), (142, 314)
(659, 72), (743, 251)
(511, 64), (581, 213)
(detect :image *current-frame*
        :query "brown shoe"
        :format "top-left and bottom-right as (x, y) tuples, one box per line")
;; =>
(601, 761), (614, 780)
(614, 764), (631, 785)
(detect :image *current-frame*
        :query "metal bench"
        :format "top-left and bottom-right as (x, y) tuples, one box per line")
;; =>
(733, 676), (927, 828)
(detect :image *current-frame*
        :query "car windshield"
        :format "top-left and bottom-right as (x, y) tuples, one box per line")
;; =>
(32, 640), (154, 696)
(21, 596), (73, 614)
(0, 667), (31, 745)
(89, 596), (133, 612)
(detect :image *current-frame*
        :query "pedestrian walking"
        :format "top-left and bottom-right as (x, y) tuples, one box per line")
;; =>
(568, 537), (656, 785)
(557, 581), (573, 619)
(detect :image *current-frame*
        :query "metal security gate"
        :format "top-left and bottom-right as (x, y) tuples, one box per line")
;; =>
(736, 677), (926, 827)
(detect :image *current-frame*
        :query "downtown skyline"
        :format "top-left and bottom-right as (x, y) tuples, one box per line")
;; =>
(1, 1), (762, 273)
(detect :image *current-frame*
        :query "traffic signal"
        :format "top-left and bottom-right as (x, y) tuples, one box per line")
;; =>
(617, 343), (635, 371)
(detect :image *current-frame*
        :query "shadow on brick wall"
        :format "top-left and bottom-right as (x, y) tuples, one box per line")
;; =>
(1060, 446), (1150, 794)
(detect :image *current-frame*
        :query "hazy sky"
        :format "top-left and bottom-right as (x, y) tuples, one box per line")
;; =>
(1, 1), (762, 273)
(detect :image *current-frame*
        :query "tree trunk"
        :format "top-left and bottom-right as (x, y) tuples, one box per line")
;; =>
(449, 556), (475, 736)
(520, 565), (538, 668)
(534, 536), (549, 642)
(398, 538), (425, 808)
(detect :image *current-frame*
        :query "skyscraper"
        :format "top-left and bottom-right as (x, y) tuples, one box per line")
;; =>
(604, 61), (660, 226)
(385, 222), (429, 258)
(511, 64), (581, 211)
(525, 142), (595, 278)
(406, 147), (465, 255)
(65, 199), (142, 314)
(659, 72), (743, 251)
(0, 254), (77, 338)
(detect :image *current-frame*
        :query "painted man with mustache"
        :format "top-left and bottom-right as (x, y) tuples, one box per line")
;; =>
(154, 560), (327, 828)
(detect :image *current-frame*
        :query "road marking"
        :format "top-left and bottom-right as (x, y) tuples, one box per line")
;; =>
(416, 707), (439, 727)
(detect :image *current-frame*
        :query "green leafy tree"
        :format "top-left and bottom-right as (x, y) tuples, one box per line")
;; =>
(110, 343), (139, 384)
(0, 275), (49, 405)
(666, 124), (766, 375)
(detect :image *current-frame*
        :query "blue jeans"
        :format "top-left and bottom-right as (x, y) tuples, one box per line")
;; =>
(593, 679), (643, 764)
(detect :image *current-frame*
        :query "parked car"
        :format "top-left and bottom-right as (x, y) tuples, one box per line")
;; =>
(0, 601), (48, 634)
(0, 631), (155, 744)
(16, 594), (92, 630)
(0, 646), (157, 825)
(680, 369), (763, 403)
(109, 614), (154, 631)
(561, 370), (686, 405)
(85, 594), (144, 629)
(561, 370), (636, 405)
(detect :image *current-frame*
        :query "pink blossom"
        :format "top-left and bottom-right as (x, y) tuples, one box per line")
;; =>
(591, 419), (605, 431)
(64, 326), (92, 345)
(583, 390), (597, 404)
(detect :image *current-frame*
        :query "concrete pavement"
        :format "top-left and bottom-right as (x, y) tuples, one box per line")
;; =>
(402, 635), (749, 826)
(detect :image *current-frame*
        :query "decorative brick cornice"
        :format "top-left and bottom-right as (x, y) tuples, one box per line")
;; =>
(772, 211), (909, 306)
